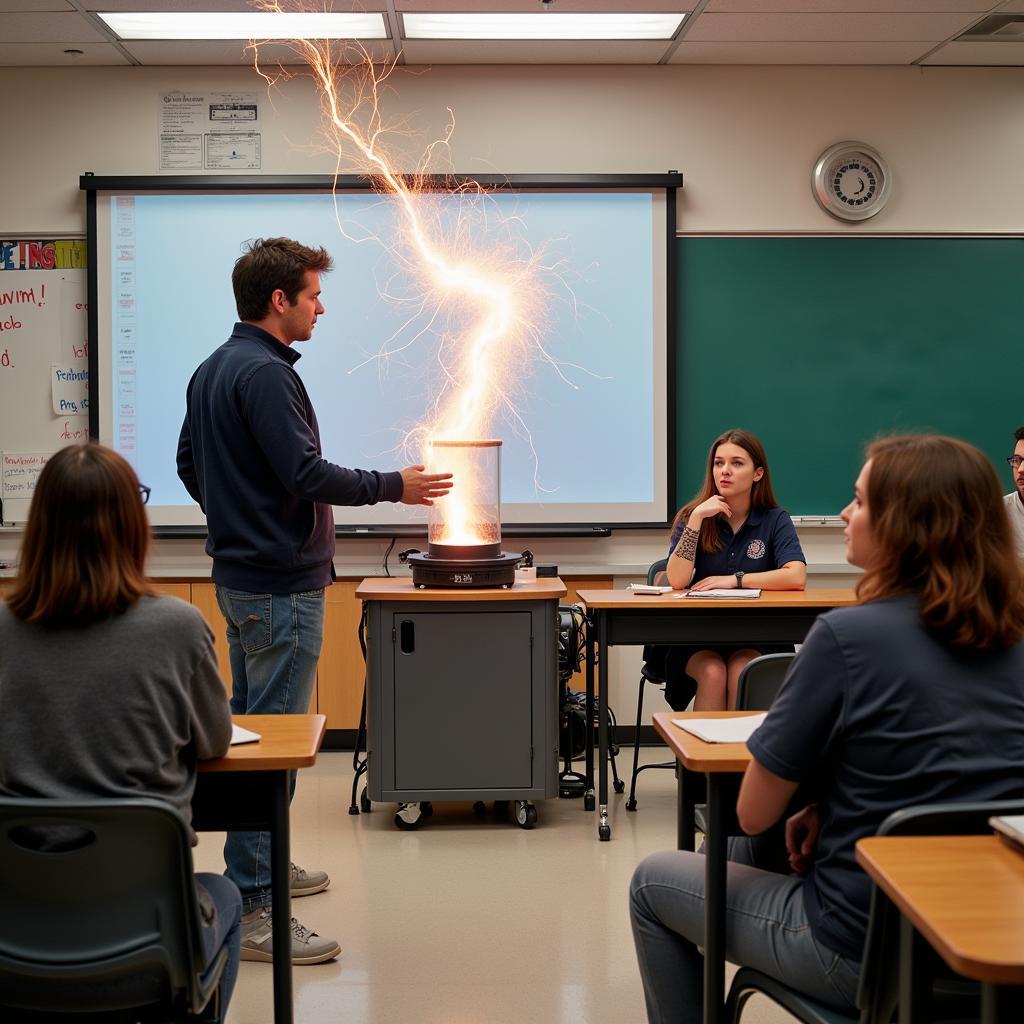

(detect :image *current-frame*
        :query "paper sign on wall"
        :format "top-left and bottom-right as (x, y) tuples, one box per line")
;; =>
(51, 360), (89, 416)
(1, 452), (50, 500)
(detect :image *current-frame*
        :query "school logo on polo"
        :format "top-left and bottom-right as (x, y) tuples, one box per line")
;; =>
(746, 539), (766, 559)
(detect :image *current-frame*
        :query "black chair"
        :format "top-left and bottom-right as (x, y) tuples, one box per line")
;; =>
(625, 557), (676, 811)
(735, 652), (795, 711)
(726, 798), (1024, 1024)
(0, 797), (228, 1023)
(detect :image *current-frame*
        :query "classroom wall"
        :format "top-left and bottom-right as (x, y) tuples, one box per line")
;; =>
(2, 61), (1021, 713)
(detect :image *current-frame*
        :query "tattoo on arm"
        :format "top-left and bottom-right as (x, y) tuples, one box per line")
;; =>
(673, 526), (699, 562)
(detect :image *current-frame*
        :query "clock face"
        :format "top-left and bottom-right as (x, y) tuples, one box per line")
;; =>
(813, 142), (891, 222)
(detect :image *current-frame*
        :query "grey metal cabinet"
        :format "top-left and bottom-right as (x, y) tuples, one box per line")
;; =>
(362, 586), (561, 806)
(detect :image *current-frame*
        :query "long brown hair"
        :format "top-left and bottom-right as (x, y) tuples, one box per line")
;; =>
(857, 434), (1024, 650)
(5, 443), (156, 627)
(672, 429), (779, 554)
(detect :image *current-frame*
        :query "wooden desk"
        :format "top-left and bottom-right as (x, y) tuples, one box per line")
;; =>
(193, 714), (326, 1024)
(857, 834), (1024, 1023)
(653, 711), (757, 1024)
(575, 588), (855, 841)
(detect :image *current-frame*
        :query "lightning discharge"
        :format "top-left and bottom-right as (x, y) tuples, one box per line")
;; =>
(250, 2), (590, 543)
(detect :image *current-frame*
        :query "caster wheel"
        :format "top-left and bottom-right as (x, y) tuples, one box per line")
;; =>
(472, 801), (487, 815)
(584, 794), (596, 811)
(599, 825), (611, 841)
(359, 787), (371, 813)
(613, 779), (625, 794)
(514, 802), (538, 829)
(394, 802), (425, 830)
(625, 798), (638, 812)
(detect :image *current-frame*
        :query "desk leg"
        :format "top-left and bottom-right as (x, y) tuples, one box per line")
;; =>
(597, 611), (610, 841)
(703, 773), (728, 1024)
(677, 767), (696, 853)
(269, 770), (293, 1024)
(982, 983), (1024, 1024)
(584, 615), (595, 812)
(897, 917), (933, 1024)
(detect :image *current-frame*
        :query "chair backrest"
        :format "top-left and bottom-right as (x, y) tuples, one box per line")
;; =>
(648, 557), (669, 587)
(856, 798), (1024, 1023)
(736, 653), (795, 711)
(0, 796), (218, 1018)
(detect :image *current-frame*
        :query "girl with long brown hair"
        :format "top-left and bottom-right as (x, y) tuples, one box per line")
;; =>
(659, 428), (806, 710)
(632, 434), (1024, 1024)
(0, 442), (241, 1011)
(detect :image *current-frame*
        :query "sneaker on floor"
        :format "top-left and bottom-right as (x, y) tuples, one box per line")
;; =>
(290, 862), (330, 897)
(239, 907), (341, 965)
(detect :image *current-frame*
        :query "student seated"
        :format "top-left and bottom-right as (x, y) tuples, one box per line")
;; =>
(657, 428), (806, 710)
(0, 442), (241, 1011)
(630, 434), (1024, 1023)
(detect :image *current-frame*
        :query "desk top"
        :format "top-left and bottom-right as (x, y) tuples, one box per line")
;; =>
(856, 835), (1024, 985)
(198, 714), (326, 773)
(652, 711), (758, 773)
(355, 577), (567, 601)
(575, 588), (856, 610)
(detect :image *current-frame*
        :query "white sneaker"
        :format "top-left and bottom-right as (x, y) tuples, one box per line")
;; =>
(239, 907), (341, 965)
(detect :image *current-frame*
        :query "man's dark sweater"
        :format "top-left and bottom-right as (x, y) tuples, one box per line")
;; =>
(177, 322), (403, 593)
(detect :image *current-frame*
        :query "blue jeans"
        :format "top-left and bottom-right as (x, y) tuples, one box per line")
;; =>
(215, 586), (325, 912)
(629, 839), (860, 1024)
(196, 872), (241, 1013)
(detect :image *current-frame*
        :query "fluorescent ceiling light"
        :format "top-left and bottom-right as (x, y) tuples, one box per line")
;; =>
(402, 13), (685, 41)
(97, 12), (387, 41)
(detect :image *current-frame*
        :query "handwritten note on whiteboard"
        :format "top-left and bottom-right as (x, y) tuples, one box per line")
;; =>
(1, 452), (51, 522)
(51, 361), (89, 416)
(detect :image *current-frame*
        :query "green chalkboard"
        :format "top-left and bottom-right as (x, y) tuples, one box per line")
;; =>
(676, 237), (1024, 517)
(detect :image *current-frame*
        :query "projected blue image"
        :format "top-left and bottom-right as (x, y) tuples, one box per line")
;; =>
(108, 190), (658, 524)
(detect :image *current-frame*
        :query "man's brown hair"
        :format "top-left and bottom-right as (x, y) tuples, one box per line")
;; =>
(857, 434), (1024, 650)
(5, 443), (156, 627)
(232, 237), (333, 322)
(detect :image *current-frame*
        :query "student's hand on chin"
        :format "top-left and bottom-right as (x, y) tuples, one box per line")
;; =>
(690, 575), (736, 591)
(693, 495), (731, 520)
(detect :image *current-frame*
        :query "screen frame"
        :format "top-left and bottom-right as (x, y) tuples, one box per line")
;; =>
(81, 172), (680, 537)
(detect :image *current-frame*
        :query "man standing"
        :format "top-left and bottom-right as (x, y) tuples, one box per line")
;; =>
(177, 237), (452, 964)
(1005, 426), (1024, 559)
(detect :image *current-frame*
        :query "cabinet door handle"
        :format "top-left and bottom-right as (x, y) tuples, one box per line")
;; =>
(399, 619), (415, 654)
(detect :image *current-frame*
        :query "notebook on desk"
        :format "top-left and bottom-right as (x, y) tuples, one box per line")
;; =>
(684, 588), (762, 599)
(231, 723), (261, 745)
(990, 815), (1024, 854)
(672, 713), (767, 743)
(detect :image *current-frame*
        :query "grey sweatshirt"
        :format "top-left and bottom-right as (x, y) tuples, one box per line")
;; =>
(0, 595), (231, 841)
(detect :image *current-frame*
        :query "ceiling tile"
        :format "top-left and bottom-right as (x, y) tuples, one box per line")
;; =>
(668, 39), (935, 63)
(686, 12), (979, 42)
(120, 38), (396, 66)
(705, 1), (996, 11)
(0, 2), (73, 12)
(921, 38), (1024, 62)
(84, 0), (386, 9)
(0, 40), (128, 65)
(396, 1), (690, 10)
(401, 38), (671, 63)
(0, 12), (107, 42)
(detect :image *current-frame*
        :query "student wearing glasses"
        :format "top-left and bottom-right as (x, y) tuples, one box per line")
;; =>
(631, 434), (1024, 1023)
(0, 443), (241, 1012)
(1004, 426), (1024, 558)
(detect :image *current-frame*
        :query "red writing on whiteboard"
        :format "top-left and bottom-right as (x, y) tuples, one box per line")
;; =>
(71, 342), (89, 358)
(0, 285), (43, 308)
(1, 348), (10, 368)
(0, 316), (22, 332)
(60, 421), (88, 440)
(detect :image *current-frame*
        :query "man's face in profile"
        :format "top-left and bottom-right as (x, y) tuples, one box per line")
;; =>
(1013, 438), (1024, 499)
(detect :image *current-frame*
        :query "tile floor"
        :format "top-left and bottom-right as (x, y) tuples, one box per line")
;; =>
(193, 749), (800, 1024)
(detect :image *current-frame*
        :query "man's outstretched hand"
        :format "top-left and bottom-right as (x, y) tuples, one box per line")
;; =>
(399, 465), (454, 506)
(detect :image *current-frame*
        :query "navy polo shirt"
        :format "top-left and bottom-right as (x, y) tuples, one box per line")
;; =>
(667, 505), (805, 581)
(748, 596), (1024, 959)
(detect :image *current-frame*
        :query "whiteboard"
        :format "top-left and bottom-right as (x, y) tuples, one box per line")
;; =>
(0, 242), (89, 523)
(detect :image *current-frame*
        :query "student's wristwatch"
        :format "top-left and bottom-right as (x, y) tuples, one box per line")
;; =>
(735, 571), (745, 589)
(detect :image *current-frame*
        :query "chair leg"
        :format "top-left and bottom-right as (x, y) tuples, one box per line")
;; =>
(626, 678), (647, 811)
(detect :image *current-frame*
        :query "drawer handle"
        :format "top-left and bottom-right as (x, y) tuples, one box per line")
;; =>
(399, 619), (415, 654)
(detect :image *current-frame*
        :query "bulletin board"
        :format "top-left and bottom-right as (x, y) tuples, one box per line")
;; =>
(0, 238), (89, 523)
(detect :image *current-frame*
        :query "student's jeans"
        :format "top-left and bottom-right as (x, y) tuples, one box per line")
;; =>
(215, 586), (325, 913)
(196, 873), (242, 1011)
(629, 837), (861, 1024)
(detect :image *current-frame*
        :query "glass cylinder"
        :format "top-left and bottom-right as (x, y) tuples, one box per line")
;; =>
(425, 439), (502, 560)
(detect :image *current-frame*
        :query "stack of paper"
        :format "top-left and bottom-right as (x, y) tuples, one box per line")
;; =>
(991, 815), (1024, 854)
(685, 588), (762, 599)
(671, 713), (767, 743)
(230, 723), (262, 746)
